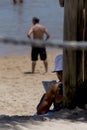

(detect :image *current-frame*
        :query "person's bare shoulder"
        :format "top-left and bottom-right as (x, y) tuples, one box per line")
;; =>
(36, 24), (46, 30)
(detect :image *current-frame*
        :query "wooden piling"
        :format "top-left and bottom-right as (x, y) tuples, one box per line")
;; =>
(63, 0), (84, 108)
(84, 0), (87, 80)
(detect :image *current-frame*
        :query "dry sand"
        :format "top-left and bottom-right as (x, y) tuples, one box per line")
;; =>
(0, 49), (87, 130)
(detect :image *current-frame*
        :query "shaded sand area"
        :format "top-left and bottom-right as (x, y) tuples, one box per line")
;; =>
(0, 50), (87, 129)
(0, 108), (87, 130)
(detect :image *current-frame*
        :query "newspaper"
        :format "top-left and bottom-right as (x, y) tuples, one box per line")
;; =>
(42, 80), (57, 91)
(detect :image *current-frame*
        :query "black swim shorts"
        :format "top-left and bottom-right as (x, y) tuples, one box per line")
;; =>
(31, 47), (47, 61)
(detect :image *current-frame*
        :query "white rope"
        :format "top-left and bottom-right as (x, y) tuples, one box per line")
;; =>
(0, 37), (87, 49)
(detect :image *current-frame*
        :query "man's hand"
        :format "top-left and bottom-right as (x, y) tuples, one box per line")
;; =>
(27, 34), (31, 39)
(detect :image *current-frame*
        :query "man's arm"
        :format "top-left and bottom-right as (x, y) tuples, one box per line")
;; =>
(44, 28), (50, 41)
(27, 27), (33, 39)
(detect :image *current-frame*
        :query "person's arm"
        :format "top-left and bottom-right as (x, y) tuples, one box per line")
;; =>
(37, 84), (57, 115)
(44, 28), (50, 41)
(27, 27), (33, 39)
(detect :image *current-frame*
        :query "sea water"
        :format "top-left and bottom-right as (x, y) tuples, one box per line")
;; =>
(0, 0), (64, 56)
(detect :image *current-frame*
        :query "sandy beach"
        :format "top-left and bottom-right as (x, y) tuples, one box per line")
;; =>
(0, 50), (87, 130)
(0, 50), (61, 116)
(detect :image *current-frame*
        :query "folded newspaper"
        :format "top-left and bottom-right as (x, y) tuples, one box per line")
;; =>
(42, 80), (57, 91)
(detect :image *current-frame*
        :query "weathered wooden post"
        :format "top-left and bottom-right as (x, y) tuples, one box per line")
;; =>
(59, 0), (84, 108)
(84, 0), (87, 80)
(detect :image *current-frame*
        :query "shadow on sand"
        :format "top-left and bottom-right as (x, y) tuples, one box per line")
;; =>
(0, 108), (87, 129)
(23, 72), (33, 74)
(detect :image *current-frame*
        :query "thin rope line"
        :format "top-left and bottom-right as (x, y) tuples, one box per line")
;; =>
(0, 37), (87, 49)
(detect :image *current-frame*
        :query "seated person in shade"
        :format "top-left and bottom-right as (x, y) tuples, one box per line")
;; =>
(37, 54), (63, 115)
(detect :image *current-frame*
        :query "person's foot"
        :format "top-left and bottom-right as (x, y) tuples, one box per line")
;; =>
(31, 71), (35, 74)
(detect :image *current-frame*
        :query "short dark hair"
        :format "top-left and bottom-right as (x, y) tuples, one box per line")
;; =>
(32, 17), (39, 23)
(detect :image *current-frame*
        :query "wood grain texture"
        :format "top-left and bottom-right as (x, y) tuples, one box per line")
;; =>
(63, 0), (84, 108)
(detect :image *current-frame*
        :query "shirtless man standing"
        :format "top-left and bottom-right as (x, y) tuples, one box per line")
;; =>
(27, 17), (50, 73)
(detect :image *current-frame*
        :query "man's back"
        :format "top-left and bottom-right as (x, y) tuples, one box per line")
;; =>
(32, 24), (46, 40)
(28, 23), (50, 41)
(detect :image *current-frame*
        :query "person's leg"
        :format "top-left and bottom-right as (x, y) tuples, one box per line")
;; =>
(20, 0), (23, 3)
(36, 84), (57, 115)
(32, 61), (36, 73)
(40, 48), (48, 72)
(31, 47), (38, 73)
(13, 0), (17, 4)
(37, 94), (46, 110)
(43, 60), (48, 73)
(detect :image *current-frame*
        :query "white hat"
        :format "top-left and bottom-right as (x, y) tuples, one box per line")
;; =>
(53, 54), (63, 72)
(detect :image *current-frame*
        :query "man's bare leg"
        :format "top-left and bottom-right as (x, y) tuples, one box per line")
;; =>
(13, 0), (17, 4)
(32, 61), (36, 73)
(37, 94), (46, 110)
(20, 0), (23, 3)
(43, 60), (48, 72)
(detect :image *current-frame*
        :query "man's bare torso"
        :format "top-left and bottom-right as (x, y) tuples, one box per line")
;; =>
(28, 23), (49, 40)
(32, 24), (46, 40)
